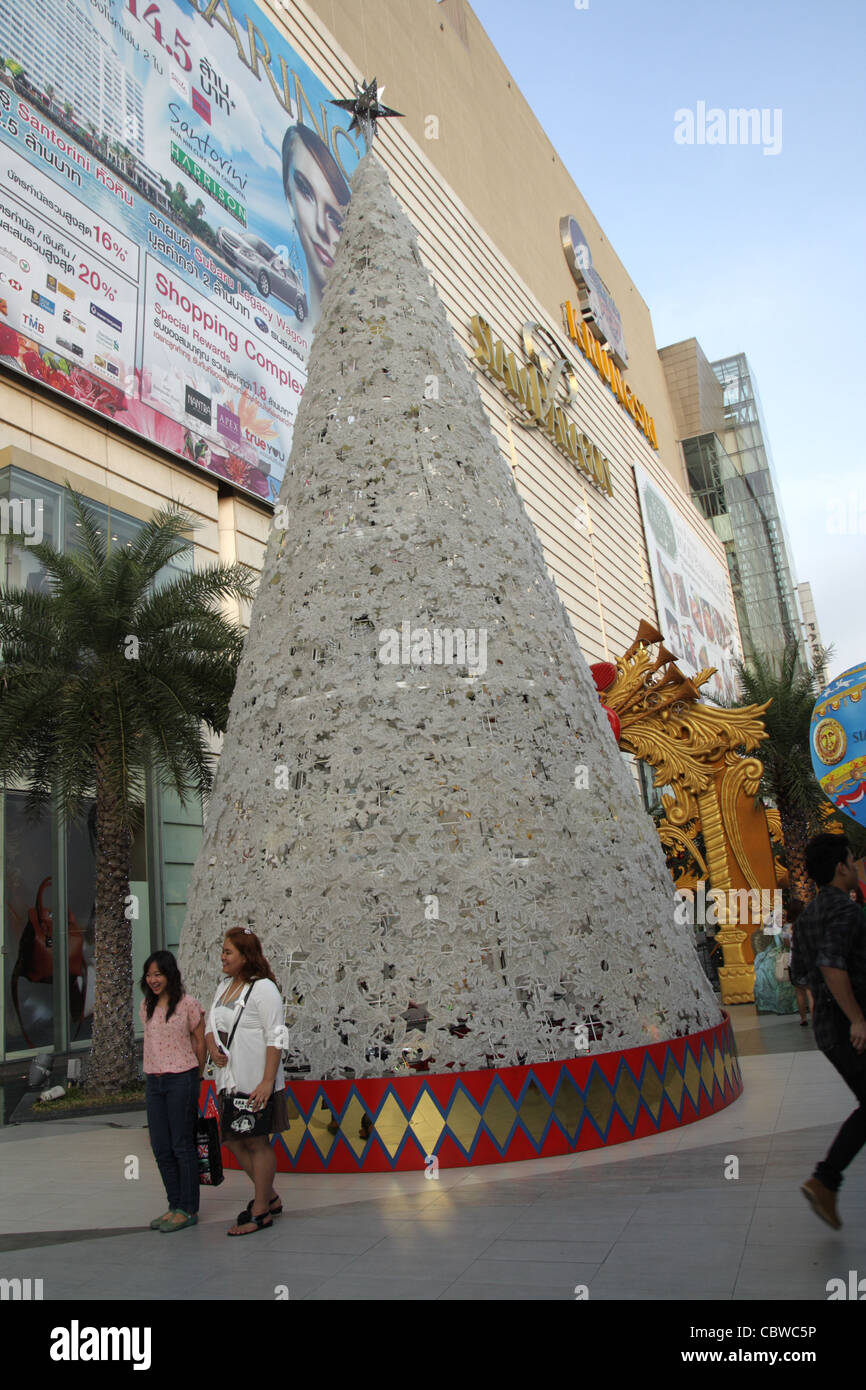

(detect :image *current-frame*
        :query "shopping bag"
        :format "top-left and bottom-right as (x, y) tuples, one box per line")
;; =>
(195, 1115), (224, 1186)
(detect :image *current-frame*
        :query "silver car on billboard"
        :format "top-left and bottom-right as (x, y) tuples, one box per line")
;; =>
(217, 228), (308, 321)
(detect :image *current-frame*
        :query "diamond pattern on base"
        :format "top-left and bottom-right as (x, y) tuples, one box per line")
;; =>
(209, 1017), (743, 1172)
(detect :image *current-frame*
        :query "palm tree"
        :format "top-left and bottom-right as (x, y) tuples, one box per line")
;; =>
(0, 488), (257, 1091)
(171, 181), (189, 220)
(734, 641), (828, 901)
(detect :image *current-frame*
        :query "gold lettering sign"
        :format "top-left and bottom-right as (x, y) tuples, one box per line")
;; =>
(562, 301), (658, 450)
(469, 314), (614, 497)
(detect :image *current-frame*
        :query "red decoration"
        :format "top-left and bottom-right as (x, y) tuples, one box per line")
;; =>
(588, 664), (620, 742)
(602, 705), (621, 742)
(205, 1014), (742, 1174)
(590, 661), (617, 692)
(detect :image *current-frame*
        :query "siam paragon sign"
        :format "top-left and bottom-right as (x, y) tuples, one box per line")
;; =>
(560, 213), (628, 370)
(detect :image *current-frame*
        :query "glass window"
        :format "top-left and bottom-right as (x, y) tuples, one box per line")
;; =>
(1, 467), (195, 1054)
(0, 469), (62, 594)
(4, 792), (55, 1054)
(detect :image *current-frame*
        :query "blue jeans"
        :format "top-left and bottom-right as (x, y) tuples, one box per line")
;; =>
(145, 1067), (200, 1214)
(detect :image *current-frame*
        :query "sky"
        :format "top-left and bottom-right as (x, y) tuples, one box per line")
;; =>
(468, 0), (866, 682)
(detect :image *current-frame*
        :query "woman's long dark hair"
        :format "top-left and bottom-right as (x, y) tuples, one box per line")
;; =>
(224, 927), (278, 986)
(140, 951), (185, 1021)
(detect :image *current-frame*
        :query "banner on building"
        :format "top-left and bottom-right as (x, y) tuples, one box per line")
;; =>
(634, 463), (741, 703)
(0, 0), (362, 500)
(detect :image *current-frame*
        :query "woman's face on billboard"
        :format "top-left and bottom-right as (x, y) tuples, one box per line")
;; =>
(287, 139), (345, 293)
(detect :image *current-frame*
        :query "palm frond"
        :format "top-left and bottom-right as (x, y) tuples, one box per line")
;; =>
(0, 487), (248, 828)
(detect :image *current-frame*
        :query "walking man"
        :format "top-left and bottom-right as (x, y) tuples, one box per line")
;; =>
(793, 834), (866, 1229)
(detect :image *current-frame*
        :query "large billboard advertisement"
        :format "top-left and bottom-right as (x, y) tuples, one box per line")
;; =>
(0, 0), (362, 501)
(634, 463), (742, 704)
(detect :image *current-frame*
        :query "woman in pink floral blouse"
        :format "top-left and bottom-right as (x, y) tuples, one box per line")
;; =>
(140, 952), (206, 1232)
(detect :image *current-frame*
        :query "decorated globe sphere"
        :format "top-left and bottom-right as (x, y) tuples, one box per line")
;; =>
(810, 661), (866, 827)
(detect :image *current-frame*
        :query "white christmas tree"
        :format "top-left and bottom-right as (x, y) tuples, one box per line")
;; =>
(178, 149), (720, 1077)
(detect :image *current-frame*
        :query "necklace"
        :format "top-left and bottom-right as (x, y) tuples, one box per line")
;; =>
(220, 977), (246, 1004)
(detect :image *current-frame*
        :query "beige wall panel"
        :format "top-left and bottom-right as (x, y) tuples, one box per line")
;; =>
(30, 400), (109, 469)
(290, 0), (686, 482)
(0, 379), (34, 432)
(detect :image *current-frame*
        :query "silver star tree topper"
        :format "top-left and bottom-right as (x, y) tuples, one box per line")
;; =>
(331, 77), (404, 151)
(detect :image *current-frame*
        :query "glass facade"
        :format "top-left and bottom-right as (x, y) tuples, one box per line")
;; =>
(681, 355), (804, 671)
(0, 467), (203, 1059)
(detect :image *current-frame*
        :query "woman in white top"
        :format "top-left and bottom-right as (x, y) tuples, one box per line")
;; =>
(205, 927), (287, 1236)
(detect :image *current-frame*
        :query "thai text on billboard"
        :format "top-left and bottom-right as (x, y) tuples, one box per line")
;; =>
(634, 463), (742, 704)
(0, 0), (362, 500)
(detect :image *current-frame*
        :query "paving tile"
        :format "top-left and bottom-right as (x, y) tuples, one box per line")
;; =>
(744, 1216), (861, 1246)
(437, 1281), (571, 1300)
(735, 1261), (840, 1295)
(504, 1218), (631, 1242)
(301, 1274), (455, 1300)
(347, 1232), (498, 1258)
(338, 1251), (476, 1279)
(455, 1257), (602, 1287)
(478, 1238), (614, 1263)
(377, 1213), (520, 1234)
(594, 1255), (744, 1283)
(730, 1281), (827, 1302)
(195, 1272), (328, 1300)
(238, 1229), (384, 1255)
(73, 1269), (214, 1300)
(588, 1279), (738, 1300)
(518, 1199), (642, 1218)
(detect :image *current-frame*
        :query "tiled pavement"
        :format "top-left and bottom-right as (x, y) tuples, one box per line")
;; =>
(1, 1008), (864, 1301)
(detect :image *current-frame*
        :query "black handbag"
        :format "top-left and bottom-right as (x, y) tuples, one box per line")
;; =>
(195, 1115), (224, 1185)
(220, 1090), (275, 1139)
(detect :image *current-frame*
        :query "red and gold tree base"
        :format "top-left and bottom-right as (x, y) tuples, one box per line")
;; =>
(200, 1013), (741, 1174)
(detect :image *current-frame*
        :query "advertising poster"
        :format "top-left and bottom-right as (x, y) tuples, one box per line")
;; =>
(0, 0), (363, 501)
(634, 463), (742, 703)
(810, 661), (866, 830)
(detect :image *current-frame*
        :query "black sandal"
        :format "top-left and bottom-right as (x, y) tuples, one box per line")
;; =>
(227, 1209), (273, 1236)
(236, 1195), (282, 1224)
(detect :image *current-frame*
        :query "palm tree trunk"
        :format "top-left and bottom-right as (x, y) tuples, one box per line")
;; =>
(779, 803), (813, 904)
(85, 760), (136, 1092)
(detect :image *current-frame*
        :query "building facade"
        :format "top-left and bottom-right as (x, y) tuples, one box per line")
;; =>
(797, 581), (827, 687)
(712, 352), (804, 667)
(0, 0), (744, 1060)
(659, 338), (809, 673)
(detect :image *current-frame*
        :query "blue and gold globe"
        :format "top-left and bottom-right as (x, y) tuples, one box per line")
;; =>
(811, 661), (866, 828)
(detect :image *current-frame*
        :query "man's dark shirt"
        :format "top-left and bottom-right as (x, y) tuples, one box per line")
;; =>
(790, 885), (866, 1051)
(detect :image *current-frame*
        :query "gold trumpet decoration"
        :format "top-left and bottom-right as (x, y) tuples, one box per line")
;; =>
(592, 624), (780, 1005)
